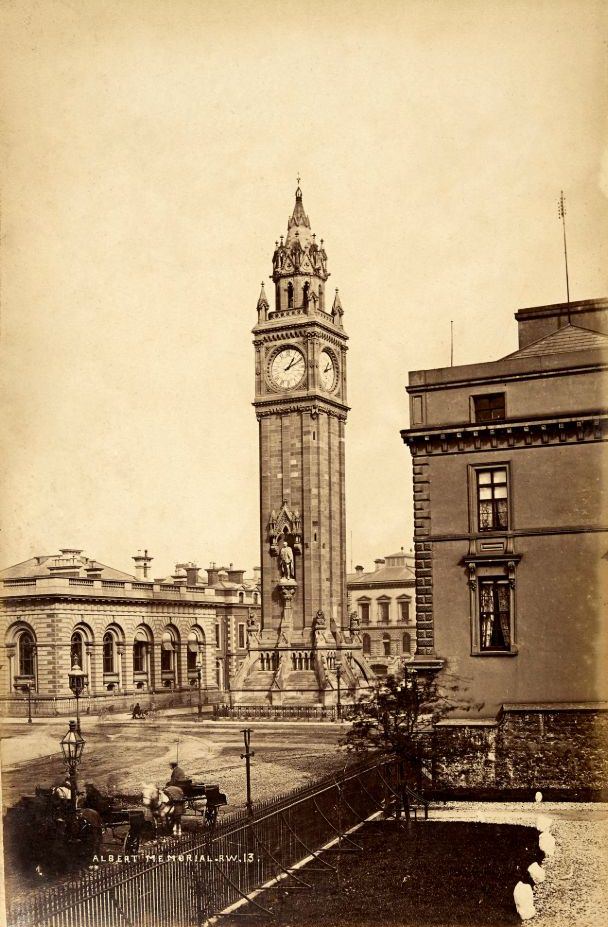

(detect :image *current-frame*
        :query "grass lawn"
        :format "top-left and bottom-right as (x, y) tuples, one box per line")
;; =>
(223, 820), (539, 927)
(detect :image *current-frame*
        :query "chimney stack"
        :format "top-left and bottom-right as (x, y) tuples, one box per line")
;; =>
(355, 565), (364, 574)
(374, 558), (386, 572)
(227, 566), (245, 585)
(207, 562), (220, 586)
(133, 549), (153, 579)
(85, 560), (103, 579)
(172, 566), (187, 586)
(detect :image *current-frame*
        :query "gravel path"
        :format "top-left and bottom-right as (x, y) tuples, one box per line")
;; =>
(430, 802), (608, 926)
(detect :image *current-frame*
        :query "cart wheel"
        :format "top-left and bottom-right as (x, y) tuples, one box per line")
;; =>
(123, 829), (140, 855)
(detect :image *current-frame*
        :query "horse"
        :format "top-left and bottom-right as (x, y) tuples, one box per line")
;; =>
(50, 786), (103, 855)
(141, 783), (185, 836)
(4, 786), (102, 877)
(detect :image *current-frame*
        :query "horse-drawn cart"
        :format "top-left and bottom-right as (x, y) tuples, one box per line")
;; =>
(3, 786), (103, 876)
(178, 780), (228, 828)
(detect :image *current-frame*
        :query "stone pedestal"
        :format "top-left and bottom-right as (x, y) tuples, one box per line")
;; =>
(277, 579), (297, 641)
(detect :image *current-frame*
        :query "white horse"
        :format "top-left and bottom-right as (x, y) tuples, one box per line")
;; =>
(141, 783), (184, 836)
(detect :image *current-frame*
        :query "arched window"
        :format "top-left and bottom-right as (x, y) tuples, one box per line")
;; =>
(287, 282), (294, 308)
(133, 626), (152, 677)
(302, 281), (310, 308)
(18, 630), (36, 677)
(238, 591), (244, 604)
(187, 627), (205, 675)
(103, 632), (115, 674)
(71, 631), (84, 669)
(402, 632), (411, 654)
(253, 592), (259, 604)
(161, 627), (178, 679)
(382, 634), (391, 657)
(362, 633), (371, 655)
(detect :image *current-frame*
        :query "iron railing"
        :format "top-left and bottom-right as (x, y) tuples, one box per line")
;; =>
(7, 758), (398, 927)
(213, 704), (357, 722)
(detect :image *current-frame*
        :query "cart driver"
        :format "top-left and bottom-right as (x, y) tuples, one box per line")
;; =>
(169, 761), (187, 786)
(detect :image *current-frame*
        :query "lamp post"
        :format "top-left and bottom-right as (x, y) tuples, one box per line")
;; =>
(68, 660), (88, 734)
(196, 656), (203, 718)
(60, 719), (85, 814)
(335, 658), (342, 722)
(14, 682), (33, 724)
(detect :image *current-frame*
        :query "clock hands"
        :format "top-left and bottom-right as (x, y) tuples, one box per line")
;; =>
(324, 362), (331, 373)
(285, 355), (302, 372)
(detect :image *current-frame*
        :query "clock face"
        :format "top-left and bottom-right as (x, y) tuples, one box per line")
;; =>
(270, 347), (306, 390)
(319, 349), (337, 391)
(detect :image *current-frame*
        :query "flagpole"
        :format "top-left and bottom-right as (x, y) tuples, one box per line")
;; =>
(558, 190), (570, 306)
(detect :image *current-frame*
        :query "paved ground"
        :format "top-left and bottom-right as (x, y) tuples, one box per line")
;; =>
(0, 714), (349, 812)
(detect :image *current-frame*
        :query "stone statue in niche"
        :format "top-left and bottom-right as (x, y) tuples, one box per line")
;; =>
(279, 540), (295, 579)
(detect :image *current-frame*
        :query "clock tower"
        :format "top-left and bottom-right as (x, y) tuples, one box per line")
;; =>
(232, 184), (370, 705)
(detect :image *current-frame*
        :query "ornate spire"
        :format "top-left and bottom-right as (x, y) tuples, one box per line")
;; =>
(286, 181), (311, 244)
(256, 281), (269, 321)
(331, 289), (344, 327)
(257, 282), (269, 310)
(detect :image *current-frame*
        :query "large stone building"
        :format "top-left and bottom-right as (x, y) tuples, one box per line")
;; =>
(401, 297), (608, 792)
(231, 185), (371, 704)
(347, 548), (416, 676)
(0, 548), (260, 713)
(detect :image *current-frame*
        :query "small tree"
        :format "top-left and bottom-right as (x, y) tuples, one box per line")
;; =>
(346, 665), (477, 818)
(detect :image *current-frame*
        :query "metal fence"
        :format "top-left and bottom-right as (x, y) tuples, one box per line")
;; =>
(0, 690), (199, 719)
(7, 758), (398, 927)
(213, 704), (357, 722)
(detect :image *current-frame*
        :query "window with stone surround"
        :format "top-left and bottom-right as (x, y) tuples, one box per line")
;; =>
(160, 627), (179, 681)
(398, 598), (410, 622)
(70, 631), (84, 669)
(102, 632), (115, 674)
(477, 467), (509, 531)
(402, 632), (411, 654)
(133, 641), (146, 673)
(467, 556), (519, 656)
(382, 633), (391, 656)
(359, 601), (370, 625)
(238, 623), (246, 649)
(473, 392), (506, 422)
(479, 579), (511, 651)
(362, 633), (371, 655)
(378, 600), (390, 623)
(18, 630), (36, 677)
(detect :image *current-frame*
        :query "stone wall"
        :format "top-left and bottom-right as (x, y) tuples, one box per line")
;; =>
(432, 704), (608, 796)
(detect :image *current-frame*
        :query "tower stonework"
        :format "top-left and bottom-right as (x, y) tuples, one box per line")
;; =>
(231, 186), (371, 705)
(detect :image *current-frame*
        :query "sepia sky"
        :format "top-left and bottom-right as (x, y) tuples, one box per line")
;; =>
(1, 0), (607, 580)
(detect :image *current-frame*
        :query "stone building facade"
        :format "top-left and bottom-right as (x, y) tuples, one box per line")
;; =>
(401, 296), (608, 792)
(0, 549), (260, 711)
(347, 548), (416, 676)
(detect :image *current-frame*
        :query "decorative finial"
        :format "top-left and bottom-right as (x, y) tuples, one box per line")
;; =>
(296, 174), (301, 186)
